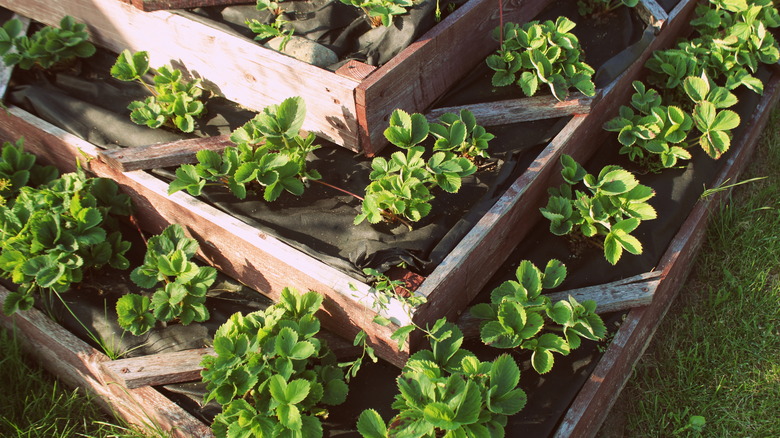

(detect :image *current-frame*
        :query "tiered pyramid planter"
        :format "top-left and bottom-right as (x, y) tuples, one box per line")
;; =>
(2, 71), (777, 436)
(0, 0), (693, 365)
(3, 0), (779, 436)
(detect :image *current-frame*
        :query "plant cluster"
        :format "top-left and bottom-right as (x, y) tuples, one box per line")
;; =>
(576, 0), (638, 17)
(470, 259), (606, 374)
(339, 0), (415, 27)
(0, 139), (58, 204)
(169, 96), (320, 202)
(247, 0), (294, 45)
(116, 224), (216, 336)
(540, 155), (657, 265)
(355, 109), (488, 226)
(0, 160), (132, 315)
(487, 17), (596, 102)
(357, 319), (528, 437)
(646, 0), (780, 95)
(110, 50), (205, 133)
(201, 288), (349, 438)
(0, 16), (96, 70)
(604, 76), (740, 169)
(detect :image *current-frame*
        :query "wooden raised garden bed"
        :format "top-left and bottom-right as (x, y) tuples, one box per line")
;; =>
(2, 68), (777, 438)
(0, 0), (558, 155)
(0, 0), (694, 366)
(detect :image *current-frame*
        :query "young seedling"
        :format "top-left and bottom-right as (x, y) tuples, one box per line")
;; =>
(487, 17), (596, 101)
(355, 108), (487, 226)
(0, 16), (96, 70)
(357, 318), (528, 437)
(201, 288), (349, 438)
(247, 0), (294, 46)
(540, 155), (657, 265)
(169, 96), (320, 202)
(470, 259), (606, 374)
(339, 0), (415, 27)
(604, 81), (694, 171)
(110, 50), (205, 133)
(116, 224), (215, 336)
(576, 0), (639, 17)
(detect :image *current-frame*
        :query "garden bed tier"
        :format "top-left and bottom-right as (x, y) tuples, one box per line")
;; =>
(0, 0), (699, 367)
(0, 0), (554, 155)
(2, 69), (777, 438)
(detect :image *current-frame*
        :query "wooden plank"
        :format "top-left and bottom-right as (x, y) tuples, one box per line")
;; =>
(553, 70), (780, 438)
(126, 0), (253, 12)
(0, 286), (213, 438)
(426, 93), (595, 126)
(458, 271), (661, 338)
(102, 348), (213, 389)
(356, 0), (554, 156)
(0, 106), (414, 367)
(334, 60), (377, 83)
(98, 135), (233, 172)
(0, 0), (361, 150)
(637, 0), (668, 31)
(409, 0), (700, 347)
(0, 15), (28, 99)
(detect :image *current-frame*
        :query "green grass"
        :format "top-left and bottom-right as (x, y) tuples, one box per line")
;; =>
(602, 106), (780, 437)
(0, 327), (159, 438)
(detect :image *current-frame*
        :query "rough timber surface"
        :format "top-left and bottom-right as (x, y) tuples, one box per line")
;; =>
(0, 286), (213, 438)
(123, 0), (253, 12)
(553, 71), (780, 438)
(0, 0), (556, 155)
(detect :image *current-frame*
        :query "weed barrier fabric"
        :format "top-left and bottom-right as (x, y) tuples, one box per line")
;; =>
(185, 0), (466, 67)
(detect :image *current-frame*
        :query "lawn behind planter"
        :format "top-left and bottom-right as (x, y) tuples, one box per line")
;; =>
(1, 105), (779, 437)
(600, 106), (780, 437)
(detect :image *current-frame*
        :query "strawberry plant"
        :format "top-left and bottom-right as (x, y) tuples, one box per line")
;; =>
(247, 0), (293, 45)
(339, 0), (414, 27)
(168, 96), (321, 202)
(0, 15), (96, 70)
(357, 318), (527, 437)
(469, 259), (606, 374)
(603, 81), (694, 171)
(0, 138), (58, 202)
(355, 109), (485, 226)
(487, 17), (596, 102)
(115, 224), (216, 336)
(540, 155), (657, 265)
(201, 288), (349, 438)
(0, 164), (132, 315)
(110, 50), (205, 133)
(683, 74), (741, 159)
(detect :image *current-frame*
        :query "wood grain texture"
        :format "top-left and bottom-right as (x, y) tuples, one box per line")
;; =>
(0, 106), (413, 367)
(102, 348), (214, 389)
(0, 0), (361, 149)
(356, 0), (555, 156)
(98, 135), (233, 171)
(409, 0), (702, 349)
(0, 286), (213, 437)
(427, 93), (594, 126)
(553, 70), (780, 438)
(637, 0), (668, 31)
